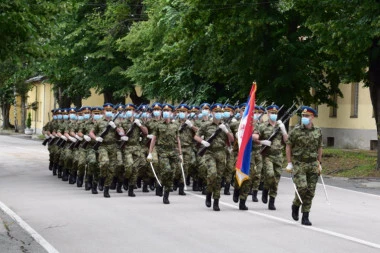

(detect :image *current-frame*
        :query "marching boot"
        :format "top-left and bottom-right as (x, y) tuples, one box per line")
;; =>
(142, 182), (149, 192)
(69, 171), (77, 184)
(292, 204), (300, 221)
(128, 185), (136, 197)
(52, 163), (57, 176)
(186, 175), (191, 186)
(178, 183), (186, 196)
(205, 192), (212, 208)
(49, 161), (53, 171)
(103, 186), (110, 198)
(98, 177), (105, 191)
(62, 168), (69, 181)
(110, 176), (117, 190)
(116, 181), (123, 193)
(91, 182), (98, 194)
(57, 166), (62, 178)
(192, 180), (199, 191)
(136, 177), (142, 188)
(149, 179), (155, 191)
(258, 181), (264, 191)
(220, 178), (225, 188)
(173, 179), (179, 191)
(213, 199), (220, 211)
(156, 186), (163, 197)
(163, 191), (170, 204)
(85, 176), (92, 191)
(301, 212), (312, 226)
(123, 178), (129, 191)
(233, 188), (240, 203)
(262, 189), (269, 204)
(252, 190), (258, 202)
(268, 196), (276, 210)
(77, 174), (84, 187)
(224, 183), (231, 195)
(239, 199), (248, 210)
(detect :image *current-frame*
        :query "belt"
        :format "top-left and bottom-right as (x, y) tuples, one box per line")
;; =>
(294, 156), (317, 163)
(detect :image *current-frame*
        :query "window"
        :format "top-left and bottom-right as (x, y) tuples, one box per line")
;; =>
(350, 83), (359, 118)
(329, 94), (337, 117)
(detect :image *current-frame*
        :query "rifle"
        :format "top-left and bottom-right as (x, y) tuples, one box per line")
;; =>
(260, 104), (301, 155)
(93, 111), (122, 151)
(118, 113), (143, 149)
(42, 136), (50, 146)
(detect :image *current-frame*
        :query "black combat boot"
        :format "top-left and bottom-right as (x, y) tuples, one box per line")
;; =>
(142, 182), (149, 192)
(91, 182), (98, 194)
(292, 205), (300, 221)
(268, 196), (276, 210)
(52, 163), (57, 176)
(62, 168), (69, 181)
(149, 179), (155, 191)
(213, 199), (220, 211)
(49, 161), (53, 171)
(220, 178), (225, 188)
(103, 186), (110, 198)
(98, 177), (105, 191)
(301, 212), (312, 226)
(163, 191), (170, 204)
(123, 178), (129, 191)
(252, 190), (258, 202)
(178, 183), (186, 196)
(258, 181), (264, 191)
(136, 177), (142, 188)
(57, 166), (62, 178)
(239, 199), (248, 210)
(224, 183), (231, 195)
(69, 171), (77, 184)
(77, 175), (84, 187)
(173, 179), (179, 191)
(156, 186), (163, 197)
(192, 180), (199, 191)
(128, 185), (136, 197)
(186, 175), (191, 186)
(205, 192), (212, 208)
(110, 176), (117, 190)
(116, 181), (123, 193)
(262, 189), (269, 204)
(233, 188), (240, 203)
(85, 176), (92, 191)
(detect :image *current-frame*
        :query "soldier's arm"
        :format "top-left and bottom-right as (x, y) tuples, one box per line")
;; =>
(317, 147), (323, 163)
(286, 144), (292, 163)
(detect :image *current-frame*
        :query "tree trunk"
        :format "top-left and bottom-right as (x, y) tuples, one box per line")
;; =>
(368, 37), (380, 170)
(129, 87), (150, 105)
(1, 103), (12, 129)
(21, 95), (26, 131)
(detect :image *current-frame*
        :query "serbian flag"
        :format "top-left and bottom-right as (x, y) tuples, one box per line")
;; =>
(235, 82), (257, 187)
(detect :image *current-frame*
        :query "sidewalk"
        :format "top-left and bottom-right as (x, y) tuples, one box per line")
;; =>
(0, 129), (41, 141)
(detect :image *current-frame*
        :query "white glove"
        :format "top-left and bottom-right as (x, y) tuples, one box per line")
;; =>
(60, 135), (67, 141)
(277, 120), (287, 135)
(96, 137), (103, 142)
(108, 121), (116, 129)
(51, 135), (56, 139)
(218, 123), (229, 133)
(134, 119), (142, 127)
(83, 135), (91, 142)
(185, 119), (193, 128)
(69, 136), (77, 143)
(75, 134), (83, 141)
(318, 162), (322, 174)
(44, 134), (50, 139)
(201, 140), (210, 147)
(285, 162), (293, 173)
(147, 134), (154, 139)
(121, 136), (129, 141)
(260, 140), (272, 146)
(179, 154), (183, 163)
(147, 153), (153, 162)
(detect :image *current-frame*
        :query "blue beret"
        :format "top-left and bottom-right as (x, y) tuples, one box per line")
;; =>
(301, 106), (317, 116)
(190, 106), (200, 112)
(103, 103), (114, 109)
(200, 103), (211, 109)
(124, 103), (136, 110)
(239, 103), (247, 108)
(223, 104), (235, 111)
(151, 102), (162, 110)
(62, 108), (69, 114)
(162, 103), (174, 111)
(68, 107), (77, 113)
(114, 104), (125, 111)
(92, 106), (103, 112)
(138, 104), (150, 112)
(254, 106), (265, 112)
(266, 105), (279, 112)
(176, 104), (190, 111)
(211, 103), (224, 111)
(79, 106), (92, 112)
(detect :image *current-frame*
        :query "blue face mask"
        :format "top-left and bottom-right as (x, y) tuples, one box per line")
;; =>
(69, 114), (77, 120)
(235, 113), (241, 119)
(153, 111), (161, 117)
(254, 113), (260, 120)
(57, 115), (63, 120)
(93, 115), (103, 120)
(125, 111), (133, 118)
(301, 117), (310, 125)
(179, 112), (186, 119)
(105, 111), (114, 118)
(134, 113), (141, 119)
(223, 112), (230, 118)
(269, 114), (277, 121)
(214, 112), (223, 120)
(202, 110), (209, 116)
(78, 116), (84, 121)
(63, 115), (69, 120)
(53, 115), (58, 120)
(163, 111), (171, 119)
(190, 112), (195, 118)
(84, 114), (91, 120)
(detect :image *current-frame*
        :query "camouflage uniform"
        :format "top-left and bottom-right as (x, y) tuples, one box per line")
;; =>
(249, 121), (263, 200)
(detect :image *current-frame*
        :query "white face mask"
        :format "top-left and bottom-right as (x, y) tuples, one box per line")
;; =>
(269, 114), (277, 121)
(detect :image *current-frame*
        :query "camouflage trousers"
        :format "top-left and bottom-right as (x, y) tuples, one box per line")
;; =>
(262, 153), (283, 198)
(224, 150), (237, 184)
(235, 178), (252, 200)
(174, 146), (196, 184)
(203, 149), (227, 200)
(123, 145), (146, 186)
(74, 148), (87, 177)
(98, 144), (121, 186)
(157, 148), (180, 193)
(249, 150), (263, 190)
(186, 147), (200, 182)
(137, 147), (154, 184)
(86, 148), (99, 183)
(293, 160), (319, 213)
(63, 147), (73, 171)
(49, 143), (59, 165)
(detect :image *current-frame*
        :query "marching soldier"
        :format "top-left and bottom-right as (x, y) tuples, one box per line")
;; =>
(285, 106), (322, 226)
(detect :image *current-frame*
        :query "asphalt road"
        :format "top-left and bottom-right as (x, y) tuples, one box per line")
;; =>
(1, 134), (380, 253)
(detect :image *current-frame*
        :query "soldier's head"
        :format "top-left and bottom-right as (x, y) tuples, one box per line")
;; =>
(254, 106), (265, 122)
(124, 104), (136, 119)
(300, 106), (317, 127)
(103, 103), (114, 118)
(62, 108), (69, 120)
(223, 104), (235, 119)
(211, 103), (224, 121)
(114, 104), (125, 118)
(151, 102), (162, 118)
(189, 106), (200, 119)
(80, 106), (92, 121)
(266, 105), (279, 122)
(92, 106), (103, 121)
(200, 103), (211, 117)
(139, 104), (151, 120)
(176, 104), (190, 120)
(162, 104), (174, 120)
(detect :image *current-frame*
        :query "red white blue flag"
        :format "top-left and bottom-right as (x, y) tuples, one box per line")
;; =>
(235, 83), (257, 187)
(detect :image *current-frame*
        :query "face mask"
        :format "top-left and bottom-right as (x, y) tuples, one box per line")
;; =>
(235, 113), (241, 119)
(63, 115), (69, 120)
(198, 113), (203, 119)
(269, 114), (277, 121)
(153, 111), (161, 117)
(134, 113), (141, 119)
(301, 117), (310, 125)
(78, 116), (84, 121)
(105, 111), (114, 118)
(163, 111), (171, 119)
(190, 112), (195, 118)
(53, 115), (58, 120)
(179, 112), (186, 119)
(141, 112), (148, 118)
(223, 112), (230, 118)
(201, 110), (209, 116)
(125, 111), (133, 118)
(84, 114), (91, 120)
(254, 113), (260, 120)
(57, 115), (63, 120)
(214, 112), (223, 120)
(69, 114), (77, 120)
(93, 115), (103, 120)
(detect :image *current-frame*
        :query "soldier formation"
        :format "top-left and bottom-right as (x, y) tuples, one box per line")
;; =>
(42, 102), (322, 226)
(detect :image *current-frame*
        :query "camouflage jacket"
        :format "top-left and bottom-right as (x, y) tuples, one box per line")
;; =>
(197, 121), (231, 151)
(152, 120), (180, 151)
(256, 121), (284, 155)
